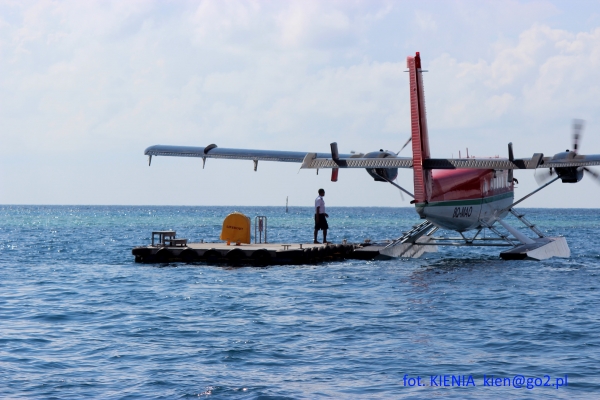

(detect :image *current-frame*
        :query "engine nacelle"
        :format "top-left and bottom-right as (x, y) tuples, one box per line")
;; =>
(364, 150), (399, 182)
(549, 150), (584, 183)
(556, 166), (584, 183)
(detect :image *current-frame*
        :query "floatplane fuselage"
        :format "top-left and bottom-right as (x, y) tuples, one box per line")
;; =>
(418, 169), (513, 232)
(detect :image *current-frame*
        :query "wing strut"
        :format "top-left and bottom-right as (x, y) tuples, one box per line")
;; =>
(380, 176), (414, 199)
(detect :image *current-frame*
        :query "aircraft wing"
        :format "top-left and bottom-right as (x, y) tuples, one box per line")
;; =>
(423, 157), (540, 170)
(145, 145), (600, 170)
(298, 154), (600, 170)
(144, 144), (414, 168)
(538, 154), (600, 168)
(145, 144), (328, 162)
(423, 154), (600, 170)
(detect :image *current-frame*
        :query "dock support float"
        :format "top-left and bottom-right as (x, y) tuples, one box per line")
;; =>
(132, 242), (358, 265)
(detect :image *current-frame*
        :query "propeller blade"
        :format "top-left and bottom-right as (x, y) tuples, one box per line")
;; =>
(396, 178), (405, 201)
(330, 142), (339, 182)
(572, 119), (585, 154)
(331, 168), (339, 182)
(583, 167), (600, 185)
(534, 168), (554, 186)
(397, 136), (412, 155)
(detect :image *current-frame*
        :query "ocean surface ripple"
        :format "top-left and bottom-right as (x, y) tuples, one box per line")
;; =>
(0, 206), (599, 399)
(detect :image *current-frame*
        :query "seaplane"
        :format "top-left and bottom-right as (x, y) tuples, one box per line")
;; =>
(144, 52), (600, 261)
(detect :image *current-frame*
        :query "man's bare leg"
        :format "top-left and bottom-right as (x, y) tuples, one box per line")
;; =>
(314, 229), (320, 244)
(323, 229), (328, 243)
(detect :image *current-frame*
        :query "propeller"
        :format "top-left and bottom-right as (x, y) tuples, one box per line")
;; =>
(570, 119), (600, 183)
(582, 167), (600, 185)
(572, 119), (584, 154)
(534, 167), (554, 185)
(396, 177), (405, 201)
(330, 142), (339, 182)
(534, 119), (600, 185)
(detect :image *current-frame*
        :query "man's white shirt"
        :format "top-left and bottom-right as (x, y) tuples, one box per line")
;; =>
(315, 196), (325, 214)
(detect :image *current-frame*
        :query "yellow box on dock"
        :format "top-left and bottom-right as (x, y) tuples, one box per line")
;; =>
(220, 212), (251, 244)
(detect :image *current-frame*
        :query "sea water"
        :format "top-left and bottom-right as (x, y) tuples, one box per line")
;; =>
(0, 205), (599, 399)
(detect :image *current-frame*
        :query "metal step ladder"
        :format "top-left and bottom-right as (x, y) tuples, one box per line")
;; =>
(383, 220), (436, 249)
(509, 208), (545, 238)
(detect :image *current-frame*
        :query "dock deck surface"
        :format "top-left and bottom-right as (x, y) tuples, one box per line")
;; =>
(187, 242), (322, 251)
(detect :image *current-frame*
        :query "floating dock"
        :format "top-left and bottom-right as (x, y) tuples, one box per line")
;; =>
(132, 225), (438, 265)
(132, 241), (359, 265)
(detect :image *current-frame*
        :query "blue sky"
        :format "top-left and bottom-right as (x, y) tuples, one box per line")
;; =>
(2, 0), (600, 207)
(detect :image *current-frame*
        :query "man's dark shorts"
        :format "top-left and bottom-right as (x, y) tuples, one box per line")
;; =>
(314, 213), (329, 230)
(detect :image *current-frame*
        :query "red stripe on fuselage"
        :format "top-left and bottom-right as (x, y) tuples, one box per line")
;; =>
(430, 169), (513, 203)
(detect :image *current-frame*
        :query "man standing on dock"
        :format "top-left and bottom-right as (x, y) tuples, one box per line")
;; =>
(314, 188), (329, 244)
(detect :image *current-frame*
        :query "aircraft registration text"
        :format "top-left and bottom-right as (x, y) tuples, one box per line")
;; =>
(452, 206), (473, 218)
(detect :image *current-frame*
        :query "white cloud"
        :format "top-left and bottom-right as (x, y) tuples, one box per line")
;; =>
(1, 1), (600, 207)
(422, 24), (600, 137)
(414, 10), (437, 32)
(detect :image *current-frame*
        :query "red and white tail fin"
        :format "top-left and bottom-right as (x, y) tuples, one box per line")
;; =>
(407, 52), (432, 204)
